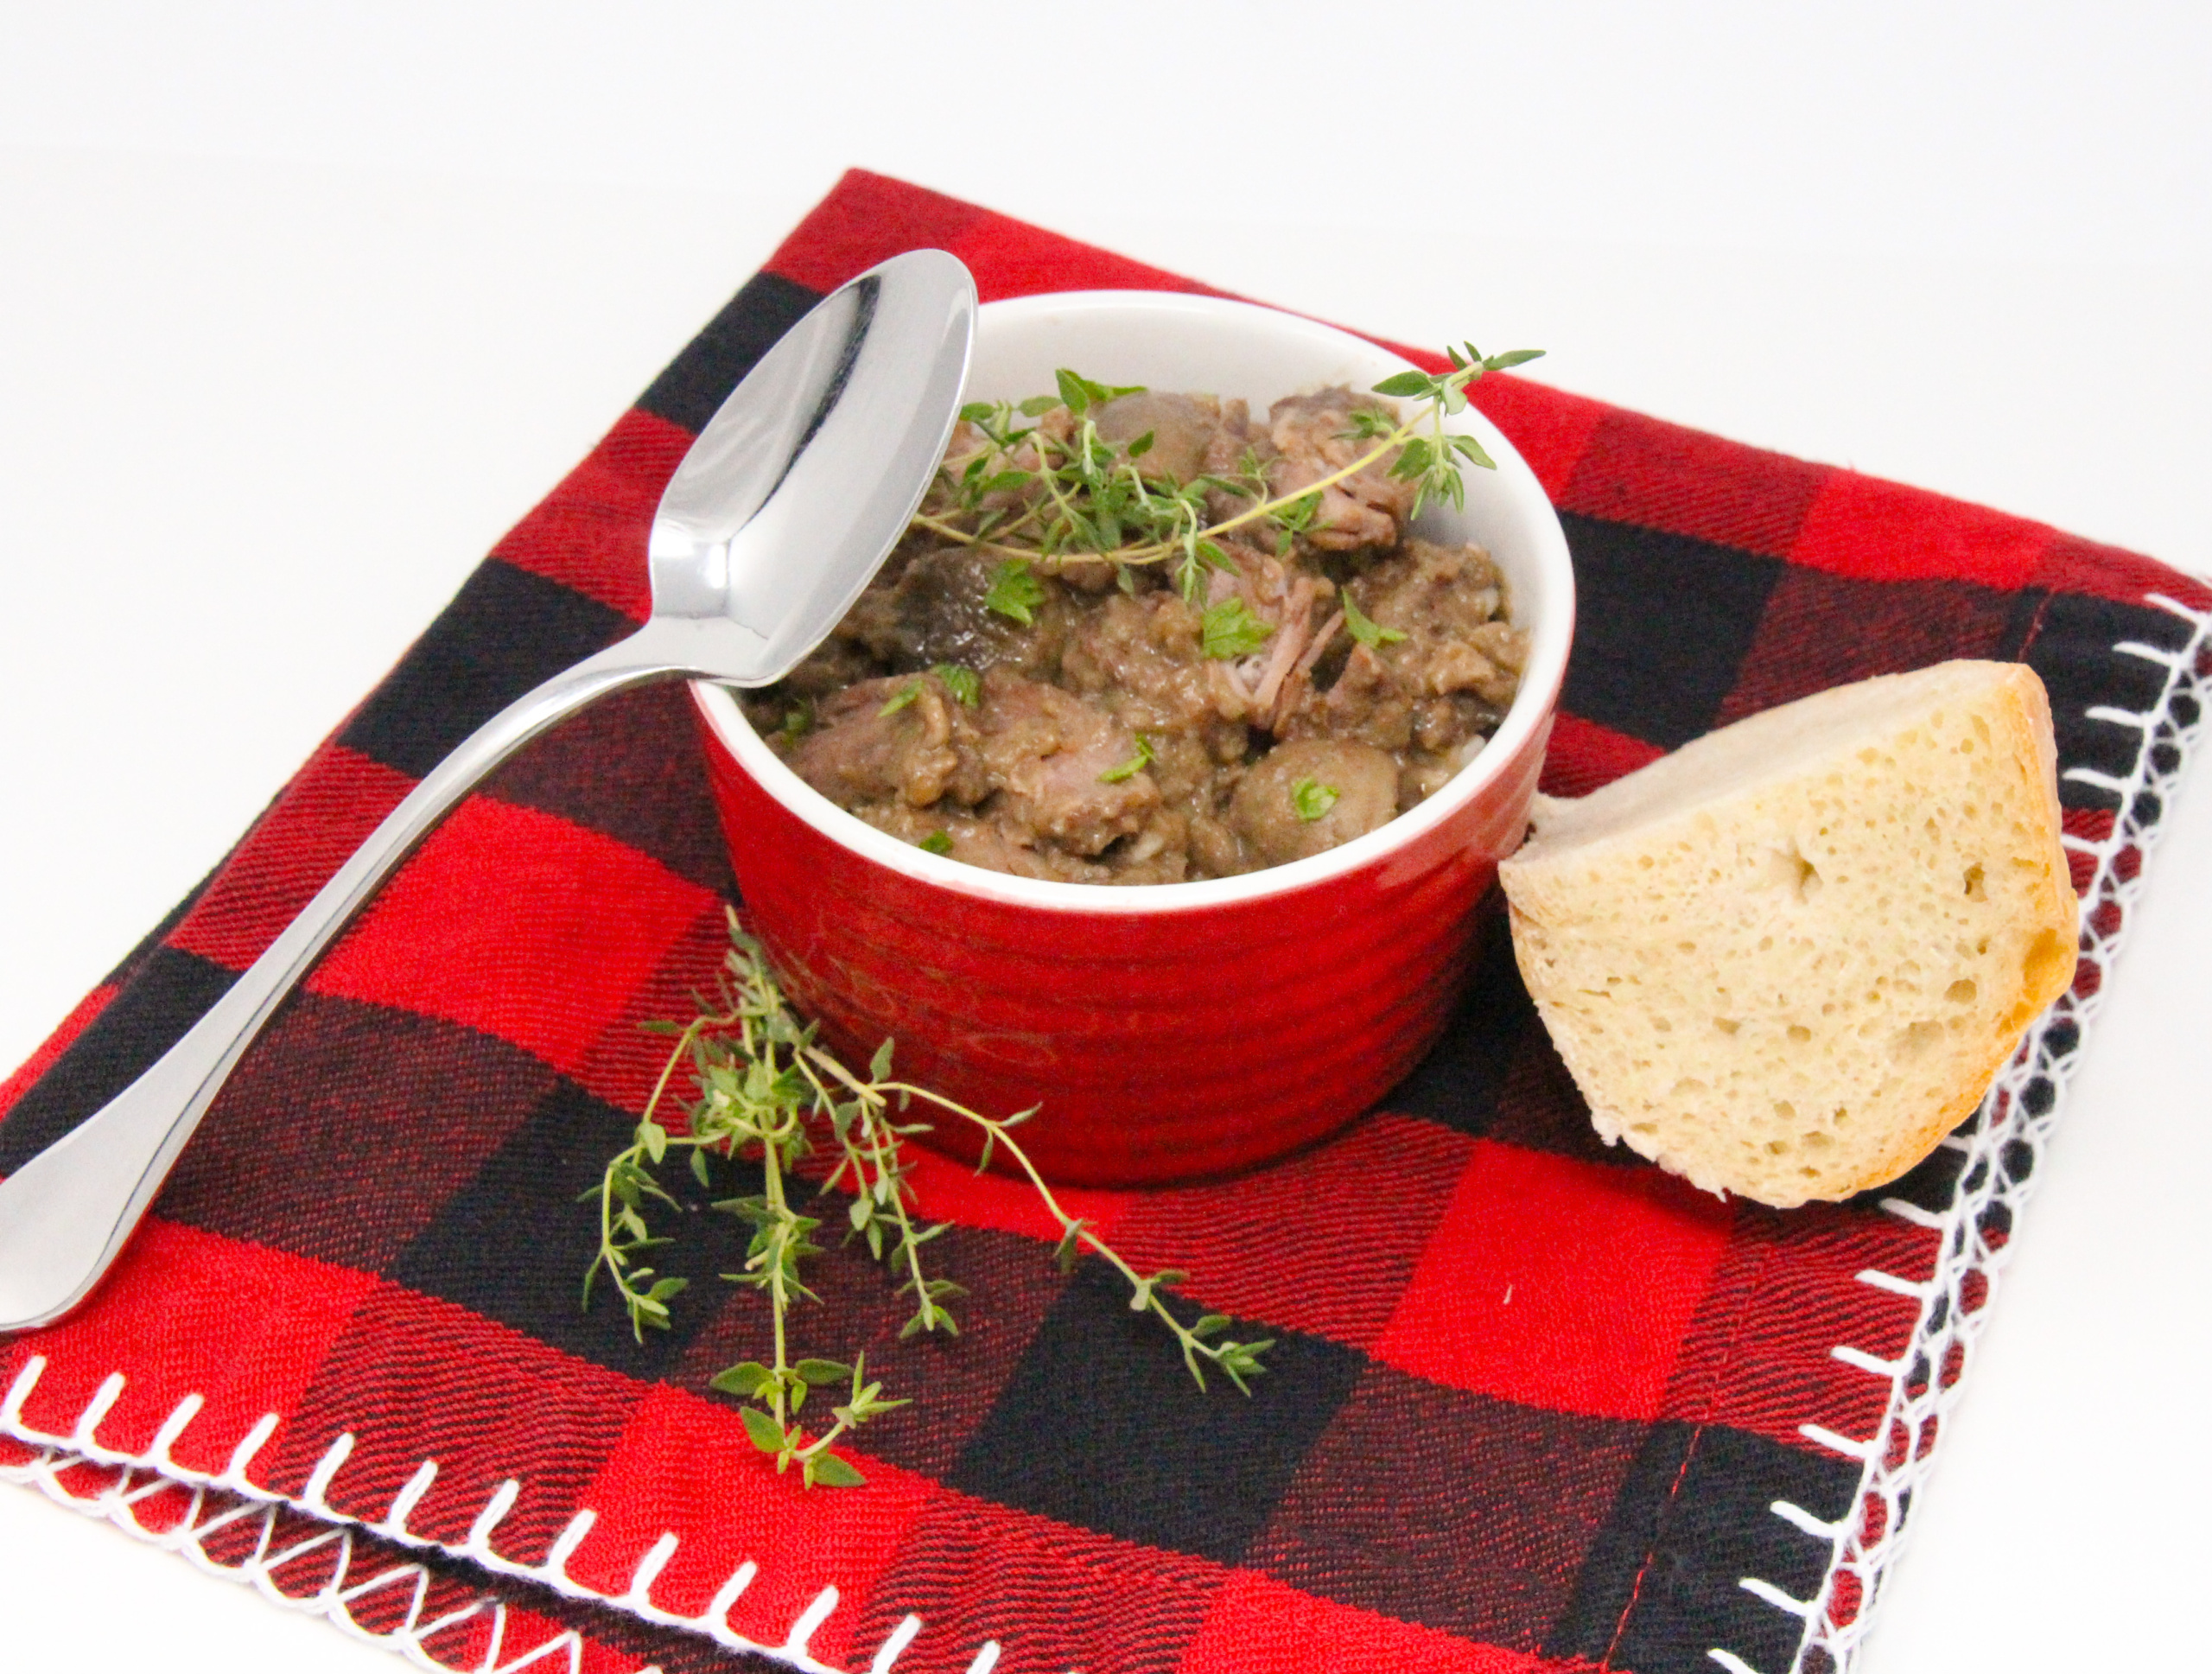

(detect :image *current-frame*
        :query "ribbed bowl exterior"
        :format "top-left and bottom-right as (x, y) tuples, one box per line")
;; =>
(694, 690), (1553, 1186)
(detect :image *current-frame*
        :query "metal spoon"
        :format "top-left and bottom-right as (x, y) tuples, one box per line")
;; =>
(0, 249), (977, 1331)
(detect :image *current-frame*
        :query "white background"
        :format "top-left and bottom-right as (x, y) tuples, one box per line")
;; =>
(1, 3), (2208, 1669)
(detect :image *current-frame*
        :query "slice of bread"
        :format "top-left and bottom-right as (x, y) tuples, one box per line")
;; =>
(1498, 660), (2077, 1207)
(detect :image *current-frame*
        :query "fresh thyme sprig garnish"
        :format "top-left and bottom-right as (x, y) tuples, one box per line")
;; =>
(579, 937), (931, 1486)
(912, 341), (1541, 605)
(584, 912), (1272, 1487)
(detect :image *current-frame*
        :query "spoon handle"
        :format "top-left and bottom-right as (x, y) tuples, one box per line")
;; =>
(0, 632), (684, 1332)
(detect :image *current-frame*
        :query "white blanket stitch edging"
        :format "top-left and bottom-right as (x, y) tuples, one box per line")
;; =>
(3, 1434), (628, 1674)
(0, 1354), (994, 1674)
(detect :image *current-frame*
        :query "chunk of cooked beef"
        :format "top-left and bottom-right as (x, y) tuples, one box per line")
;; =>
(1283, 641), (1417, 753)
(1354, 538), (1527, 710)
(784, 675), (984, 809)
(1230, 738), (1400, 867)
(1264, 388), (1417, 551)
(1281, 539), (1527, 766)
(1094, 391), (1222, 486)
(976, 670), (1160, 856)
(1057, 591), (1254, 843)
(1061, 592), (1234, 735)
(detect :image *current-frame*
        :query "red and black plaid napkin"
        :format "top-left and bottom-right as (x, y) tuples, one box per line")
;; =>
(4, 172), (2208, 1674)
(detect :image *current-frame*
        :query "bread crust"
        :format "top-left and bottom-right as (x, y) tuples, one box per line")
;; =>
(1500, 661), (2076, 1207)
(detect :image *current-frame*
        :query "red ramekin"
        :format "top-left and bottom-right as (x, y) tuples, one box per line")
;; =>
(690, 291), (1575, 1186)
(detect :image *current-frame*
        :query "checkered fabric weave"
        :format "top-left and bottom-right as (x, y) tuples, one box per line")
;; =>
(4, 171), (2208, 1674)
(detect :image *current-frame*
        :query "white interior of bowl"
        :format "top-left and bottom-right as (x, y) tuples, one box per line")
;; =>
(693, 289), (1577, 915)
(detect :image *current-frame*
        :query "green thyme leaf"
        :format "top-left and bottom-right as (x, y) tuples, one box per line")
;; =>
(793, 1359), (851, 1386)
(1053, 368), (1144, 415)
(1371, 369), (1435, 398)
(1201, 596), (1274, 659)
(1447, 431), (1497, 471)
(878, 680), (923, 717)
(780, 700), (813, 742)
(739, 1405), (786, 1454)
(918, 830), (954, 856)
(1393, 436), (1434, 482)
(1341, 590), (1407, 649)
(1217, 1339), (1274, 1393)
(985, 558), (1048, 626)
(931, 663), (980, 706)
(809, 1452), (866, 1488)
(869, 1039), (896, 1082)
(1098, 734), (1156, 785)
(1293, 778), (1340, 822)
(710, 1360), (774, 1398)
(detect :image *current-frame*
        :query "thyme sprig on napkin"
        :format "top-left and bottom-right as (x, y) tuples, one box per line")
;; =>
(583, 912), (1271, 1487)
(909, 344), (1541, 604)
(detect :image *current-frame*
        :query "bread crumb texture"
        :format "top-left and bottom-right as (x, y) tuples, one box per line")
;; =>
(1499, 661), (2077, 1208)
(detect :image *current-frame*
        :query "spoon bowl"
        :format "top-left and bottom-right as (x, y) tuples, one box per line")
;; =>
(644, 258), (976, 681)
